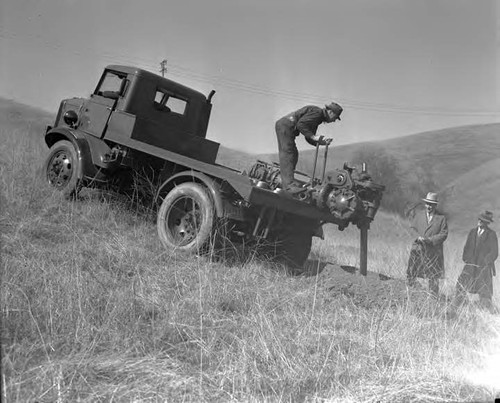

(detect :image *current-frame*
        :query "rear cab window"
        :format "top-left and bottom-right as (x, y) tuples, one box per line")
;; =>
(154, 89), (187, 115)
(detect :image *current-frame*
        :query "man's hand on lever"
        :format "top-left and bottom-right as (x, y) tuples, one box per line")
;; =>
(311, 135), (333, 146)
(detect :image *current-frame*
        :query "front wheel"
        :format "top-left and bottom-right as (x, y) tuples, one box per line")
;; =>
(157, 182), (215, 254)
(44, 140), (82, 198)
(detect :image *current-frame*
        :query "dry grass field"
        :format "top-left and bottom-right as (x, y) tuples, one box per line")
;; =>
(1, 98), (500, 402)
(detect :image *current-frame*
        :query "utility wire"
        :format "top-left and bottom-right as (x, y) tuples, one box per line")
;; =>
(165, 63), (500, 117)
(2, 30), (499, 118)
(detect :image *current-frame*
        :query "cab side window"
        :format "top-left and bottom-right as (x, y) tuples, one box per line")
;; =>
(154, 89), (187, 115)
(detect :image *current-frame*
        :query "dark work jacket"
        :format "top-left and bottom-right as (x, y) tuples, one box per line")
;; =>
(409, 210), (448, 278)
(276, 106), (327, 145)
(459, 227), (498, 295)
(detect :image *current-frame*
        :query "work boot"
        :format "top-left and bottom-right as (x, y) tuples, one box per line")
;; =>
(285, 182), (306, 196)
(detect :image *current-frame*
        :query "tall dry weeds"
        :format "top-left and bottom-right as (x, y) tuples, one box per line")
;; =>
(1, 110), (500, 402)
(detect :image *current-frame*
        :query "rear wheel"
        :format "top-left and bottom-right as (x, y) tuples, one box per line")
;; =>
(44, 140), (82, 198)
(157, 182), (215, 254)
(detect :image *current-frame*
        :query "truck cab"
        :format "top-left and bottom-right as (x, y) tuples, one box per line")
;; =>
(47, 65), (219, 170)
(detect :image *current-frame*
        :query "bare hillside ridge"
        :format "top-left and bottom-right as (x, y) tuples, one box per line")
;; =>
(296, 123), (500, 187)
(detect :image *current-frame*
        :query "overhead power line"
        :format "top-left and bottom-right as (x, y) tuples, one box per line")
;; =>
(164, 63), (500, 117)
(1, 30), (499, 118)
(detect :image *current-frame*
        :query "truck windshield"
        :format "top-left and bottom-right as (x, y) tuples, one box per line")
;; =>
(95, 71), (126, 99)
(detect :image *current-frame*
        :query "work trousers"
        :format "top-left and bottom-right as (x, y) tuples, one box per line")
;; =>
(275, 120), (298, 189)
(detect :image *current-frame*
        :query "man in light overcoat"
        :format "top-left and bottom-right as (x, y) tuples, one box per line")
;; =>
(407, 192), (448, 296)
(455, 210), (498, 311)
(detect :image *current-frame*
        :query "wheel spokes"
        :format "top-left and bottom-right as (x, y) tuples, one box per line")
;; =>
(48, 151), (73, 188)
(167, 197), (202, 246)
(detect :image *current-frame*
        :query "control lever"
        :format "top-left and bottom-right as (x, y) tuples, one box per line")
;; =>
(321, 142), (329, 183)
(310, 136), (323, 186)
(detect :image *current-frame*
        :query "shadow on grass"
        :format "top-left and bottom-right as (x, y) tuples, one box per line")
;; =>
(292, 262), (398, 279)
(340, 264), (393, 281)
(296, 259), (329, 277)
(76, 187), (158, 219)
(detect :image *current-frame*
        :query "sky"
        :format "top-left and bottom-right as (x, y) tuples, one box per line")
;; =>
(1, 0), (499, 153)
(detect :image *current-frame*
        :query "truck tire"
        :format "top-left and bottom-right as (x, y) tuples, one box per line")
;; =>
(44, 140), (82, 198)
(157, 182), (215, 254)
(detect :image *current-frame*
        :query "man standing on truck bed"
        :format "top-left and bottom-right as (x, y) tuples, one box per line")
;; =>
(275, 102), (343, 194)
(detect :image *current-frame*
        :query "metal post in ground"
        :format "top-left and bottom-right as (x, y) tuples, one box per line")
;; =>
(359, 224), (369, 276)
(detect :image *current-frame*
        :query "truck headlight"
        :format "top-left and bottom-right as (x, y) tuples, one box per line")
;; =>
(63, 110), (79, 127)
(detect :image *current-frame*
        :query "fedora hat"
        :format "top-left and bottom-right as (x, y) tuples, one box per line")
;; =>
(478, 210), (494, 223)
(422, 192), (439, 204)
(325, 102), (343, 120)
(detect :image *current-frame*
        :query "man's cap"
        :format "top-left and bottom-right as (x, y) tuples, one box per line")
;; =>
(478, 210), (494, 223)
(422, 192), (439, 204)
(325, 102), (343, 120)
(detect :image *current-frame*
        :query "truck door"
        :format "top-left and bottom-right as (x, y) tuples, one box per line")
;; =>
(79, 70), (127, 138)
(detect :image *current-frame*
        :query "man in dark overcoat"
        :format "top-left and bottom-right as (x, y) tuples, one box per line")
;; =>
(455, 210), (498, 311)
(407, 192), (448, 296)
(275, 102), (342, 194)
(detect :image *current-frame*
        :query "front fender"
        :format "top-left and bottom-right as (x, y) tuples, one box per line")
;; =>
(156, 171), (224, 217)
(45, 127), (98, 180)
(45, 127), (114, 179)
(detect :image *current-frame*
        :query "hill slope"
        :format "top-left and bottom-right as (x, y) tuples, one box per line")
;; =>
(443, 157), (500, 232)
(289, 123), (500, 229)
(319, 124), (500, 188)
(0, 97), (54, 134)
(215, 145), (260, 171)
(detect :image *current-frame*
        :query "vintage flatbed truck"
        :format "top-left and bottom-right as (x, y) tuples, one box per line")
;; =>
(43, 65), (384, 271)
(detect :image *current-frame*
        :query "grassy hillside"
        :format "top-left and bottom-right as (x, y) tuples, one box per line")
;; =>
(289, 123), (500, 230)
(442, 157), (500, 234)
(0, 97), (54, 132)
(295, 123), (500, 186)
(216, 145), (260, 172)
(2, 99), (500, 402)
